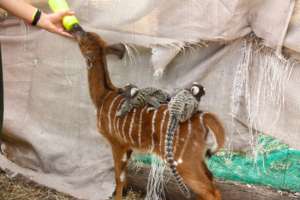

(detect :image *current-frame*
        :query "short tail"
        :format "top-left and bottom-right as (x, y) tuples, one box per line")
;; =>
(201, 112), (225, 156)
(165, 116), (191, 198)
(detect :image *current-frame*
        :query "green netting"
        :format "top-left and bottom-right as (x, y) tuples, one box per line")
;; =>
(132, 134), (300, 192)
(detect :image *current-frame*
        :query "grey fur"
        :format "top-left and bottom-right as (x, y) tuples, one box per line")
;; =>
(165, 83), (205, 198)
(117, 85), (170, 117)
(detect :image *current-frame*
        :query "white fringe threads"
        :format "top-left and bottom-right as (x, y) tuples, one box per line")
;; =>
(145, 156), (167, 200)
(123, 43), (143, 66)
(231, 35), (295, 158)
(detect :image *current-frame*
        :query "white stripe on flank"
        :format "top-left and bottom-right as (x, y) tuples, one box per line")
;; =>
(179, 119), (192, 159)
(138, 107), (147, 147)
(98, 91), (113, 129)
(97, 118), (101, 132)
(128, 109), (137, 145)
(114, 99), (125, 139)
(159, 109), (168, 154)
(174, 126), (180, 157)
(150, 109), (158, 152)
(121, 114), (129, 143)
(116, 117), (121, 138)
(108, 95), (121, 134)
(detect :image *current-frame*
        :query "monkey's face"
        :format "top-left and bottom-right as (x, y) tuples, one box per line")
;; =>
(119, 83), (138, 98)
(190, 82), (205, 101)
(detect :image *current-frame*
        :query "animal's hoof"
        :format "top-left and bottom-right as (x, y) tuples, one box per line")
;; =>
(111, 186), (130, 197)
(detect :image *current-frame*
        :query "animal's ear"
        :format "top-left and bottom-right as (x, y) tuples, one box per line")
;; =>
(106, 43), (126, 59)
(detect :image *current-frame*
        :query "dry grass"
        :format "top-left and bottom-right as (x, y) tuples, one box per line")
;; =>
(123, 191), (143, 200)
(0, 169), (77, 200)
(107, 191), (144, 200)
(0, 168), (144, 200)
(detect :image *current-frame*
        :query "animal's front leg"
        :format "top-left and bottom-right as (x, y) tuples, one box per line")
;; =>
(111, 149), (133, 198)
(111, 145), (129, 200)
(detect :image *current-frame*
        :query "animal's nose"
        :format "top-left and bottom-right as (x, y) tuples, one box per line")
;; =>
(70, 24), (87, 42)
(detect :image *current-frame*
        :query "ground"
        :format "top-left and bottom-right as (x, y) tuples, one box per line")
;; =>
(0, 169), (77, 200)
(0, 169), (143, 200)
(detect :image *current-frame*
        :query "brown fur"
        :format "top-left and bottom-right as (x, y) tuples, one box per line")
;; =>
(75, 31), (225, 200)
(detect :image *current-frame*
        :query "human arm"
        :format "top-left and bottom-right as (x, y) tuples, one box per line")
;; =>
(0, 0), (74, 37)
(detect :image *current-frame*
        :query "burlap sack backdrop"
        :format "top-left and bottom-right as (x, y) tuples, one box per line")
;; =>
(0, 0), (299, 199)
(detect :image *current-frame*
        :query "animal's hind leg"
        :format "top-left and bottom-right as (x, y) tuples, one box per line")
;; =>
(177, 160), (221, 200)
(111, 145), (130, 200)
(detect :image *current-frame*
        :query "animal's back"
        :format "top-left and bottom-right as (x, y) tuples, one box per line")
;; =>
(97, 91), (208, 158)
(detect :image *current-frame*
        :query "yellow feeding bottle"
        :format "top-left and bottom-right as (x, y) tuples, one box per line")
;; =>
(48, 0), (79, 31)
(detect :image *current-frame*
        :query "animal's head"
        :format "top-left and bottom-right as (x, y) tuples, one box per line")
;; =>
(190, 82), (205, 101)
(118, 83), (139, 98)
(71, 25), (106, 66)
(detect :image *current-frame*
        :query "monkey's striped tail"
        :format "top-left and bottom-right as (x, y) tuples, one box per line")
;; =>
(165, 116), (191, 198)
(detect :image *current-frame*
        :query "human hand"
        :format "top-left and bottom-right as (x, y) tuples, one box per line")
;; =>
(37, 10), (75, 37)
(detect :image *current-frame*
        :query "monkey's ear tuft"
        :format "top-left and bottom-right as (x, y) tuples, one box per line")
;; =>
(130, 88), (139, 97)
(191, 86), (200, 96)
(202, 86), (206, 95)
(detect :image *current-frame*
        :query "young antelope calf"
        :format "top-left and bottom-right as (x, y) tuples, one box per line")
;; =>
(73, 28), (224, 200)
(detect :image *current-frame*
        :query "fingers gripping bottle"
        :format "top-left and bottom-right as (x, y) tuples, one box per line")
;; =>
(48, 0), (80, 31)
